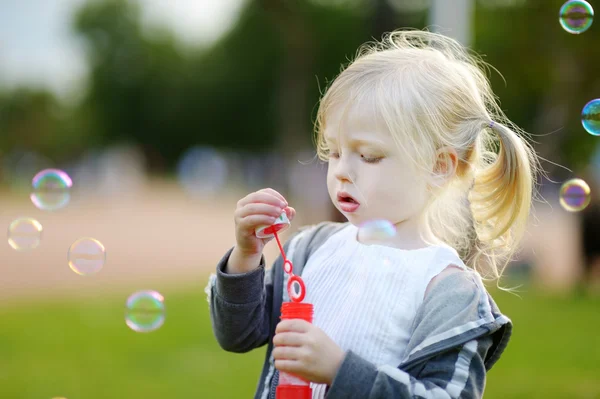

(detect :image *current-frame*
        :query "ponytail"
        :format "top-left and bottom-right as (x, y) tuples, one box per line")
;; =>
(468, 120), (537, 280)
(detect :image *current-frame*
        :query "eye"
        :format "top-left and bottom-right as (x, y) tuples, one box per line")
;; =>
(328, 151), (340, 159)
(361, 154), (383, 164)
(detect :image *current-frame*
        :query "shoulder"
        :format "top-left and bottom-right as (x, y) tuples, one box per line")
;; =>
(417, 266), (508, 337)
(422, 244), (469, 298)
(424, 264), (466, 297)
(296, 221), (349, 249)
(297, 221), (349, 235)
(284, 222), (349, 272)
(424, 267), (482, 307)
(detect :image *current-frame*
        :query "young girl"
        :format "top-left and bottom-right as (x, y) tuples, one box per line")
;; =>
(206, 30), (537, 398)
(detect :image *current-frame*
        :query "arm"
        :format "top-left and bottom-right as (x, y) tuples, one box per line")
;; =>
(326, 336), (492, 399)
(208, 247), (277, 353)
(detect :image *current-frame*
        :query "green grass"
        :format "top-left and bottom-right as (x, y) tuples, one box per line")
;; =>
(484, 287), (600, 399)
(0, 285), (265, 399)
(0, 280), (598, 399)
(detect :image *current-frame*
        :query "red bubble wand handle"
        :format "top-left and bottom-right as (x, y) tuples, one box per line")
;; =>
(255, 211), (313, 399)
(273, 230), (306, 303)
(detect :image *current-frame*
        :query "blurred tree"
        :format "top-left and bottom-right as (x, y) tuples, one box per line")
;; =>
(0, 89), (93, 165)
(473, 0), (600, 178)
(72, 0), (371, 174)
(2, 0), (597, 187)
(74, 0), (188, 171)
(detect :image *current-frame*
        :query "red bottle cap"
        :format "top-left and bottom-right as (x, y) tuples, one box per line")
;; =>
(276, 384), (312, 399)
(280, 302), (313, 323)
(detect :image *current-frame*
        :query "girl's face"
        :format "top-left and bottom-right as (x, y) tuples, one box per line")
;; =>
(324, 102), (431, 235)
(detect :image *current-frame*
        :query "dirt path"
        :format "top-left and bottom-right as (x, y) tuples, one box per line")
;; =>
(0, 182), (301, 303)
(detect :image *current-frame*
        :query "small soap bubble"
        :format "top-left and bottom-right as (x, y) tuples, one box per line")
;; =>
(582, 98), (600, 136)
(559, 178), (591, 212)
(7, 218), (43, 251)
(357, 219), (397, 244)
(68, 237), (106, 275)
(559, 0), (594, 34)
(125, 290), (166, 333)
(30, 169), (73, 211)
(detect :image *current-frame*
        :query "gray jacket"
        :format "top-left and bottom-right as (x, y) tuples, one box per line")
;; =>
(207, 222), (512, 398)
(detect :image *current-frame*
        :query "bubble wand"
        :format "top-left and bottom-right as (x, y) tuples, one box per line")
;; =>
(255, 211), (313, 399)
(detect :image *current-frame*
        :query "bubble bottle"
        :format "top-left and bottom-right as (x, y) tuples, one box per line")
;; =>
(256, 211), (313, 399)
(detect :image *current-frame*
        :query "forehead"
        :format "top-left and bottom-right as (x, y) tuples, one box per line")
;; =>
(322, 98), (390, 145)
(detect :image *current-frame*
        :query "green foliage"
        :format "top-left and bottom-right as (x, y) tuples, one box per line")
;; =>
(1, 0), (598, 173)
(0, 89), (93, 163)
(0, 282), (598, 398)
(69, 0), (369, 169)
(473, 0), (600, 173)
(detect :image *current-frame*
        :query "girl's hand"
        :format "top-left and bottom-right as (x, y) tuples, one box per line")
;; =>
(273, 319), (345, 385)
(233, 188), (296, 258)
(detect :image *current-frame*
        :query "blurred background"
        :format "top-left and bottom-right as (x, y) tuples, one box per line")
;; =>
(0, 0), (599, 398)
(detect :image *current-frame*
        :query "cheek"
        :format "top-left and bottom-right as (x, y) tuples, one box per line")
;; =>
(326, 167), (336, 194)
(326, 166), (334, 185)
(381, 168), (427, 205)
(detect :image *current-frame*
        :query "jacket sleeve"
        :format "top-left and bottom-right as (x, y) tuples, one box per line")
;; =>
(207, 247), (277, 353)
(325, 335), (493, 399)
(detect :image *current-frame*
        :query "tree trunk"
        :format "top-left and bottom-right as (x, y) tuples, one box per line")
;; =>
(260, 0), (315, 195)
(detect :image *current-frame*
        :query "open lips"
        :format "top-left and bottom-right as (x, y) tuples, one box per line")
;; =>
(337, 192), (360, 212)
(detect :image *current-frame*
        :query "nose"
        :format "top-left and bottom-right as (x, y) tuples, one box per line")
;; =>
(333, 155), (354, 183)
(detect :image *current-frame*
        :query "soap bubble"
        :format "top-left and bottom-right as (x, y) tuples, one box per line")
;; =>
(30, 169), (73, 211)
(559, 0), (594, 34)
(68, 238), (106, 275)
(582, 98), (600, 136)
(7, 218), (43, 251)
(559, 178), (591, 212)
(125, 290), (166, 333)
(357, 219), (397, 244)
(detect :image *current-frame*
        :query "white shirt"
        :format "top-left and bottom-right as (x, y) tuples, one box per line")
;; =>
(300, 224), (467, 398)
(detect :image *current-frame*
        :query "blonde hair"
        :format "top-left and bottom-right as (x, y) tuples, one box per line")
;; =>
(314, 30), (539, 282)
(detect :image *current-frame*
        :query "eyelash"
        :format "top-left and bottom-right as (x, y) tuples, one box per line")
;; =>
(361, 155), (383, 164)
(327, 151), (383, 164)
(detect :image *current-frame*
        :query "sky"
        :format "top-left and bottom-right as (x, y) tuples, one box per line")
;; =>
(0, 0), (246, 99)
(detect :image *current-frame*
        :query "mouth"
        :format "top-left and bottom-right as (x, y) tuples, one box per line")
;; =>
(337, 192), (360, 213)
(337, 192), (359, 204)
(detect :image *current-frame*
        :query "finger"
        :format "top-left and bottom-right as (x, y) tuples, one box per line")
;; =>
(284, 206), (296, 221)
(274, 359), (303, 375)
(273, 332), (305, 347)
(238, 191), (286, 208)
(276, 319), (311, 334)
(236, 203), (283, 220)
(238, 215), (278, 231)
(259, 188), (288, 205)
(272, 345), (302, 361)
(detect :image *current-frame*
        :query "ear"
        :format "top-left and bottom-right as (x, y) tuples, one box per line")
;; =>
(432, 147), (458, 185)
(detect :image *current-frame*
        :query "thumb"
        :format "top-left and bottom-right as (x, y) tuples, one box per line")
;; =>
(262, 236), (274, 245)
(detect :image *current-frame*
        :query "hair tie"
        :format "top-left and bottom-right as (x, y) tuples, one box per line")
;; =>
(488, 121), (495, 129)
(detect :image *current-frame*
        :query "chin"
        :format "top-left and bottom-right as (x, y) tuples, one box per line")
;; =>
(343, 214), (364, 225)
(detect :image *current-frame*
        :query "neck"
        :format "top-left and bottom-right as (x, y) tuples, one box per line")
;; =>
(355, 216), (436, 250)
(390, 216), (434, 250)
